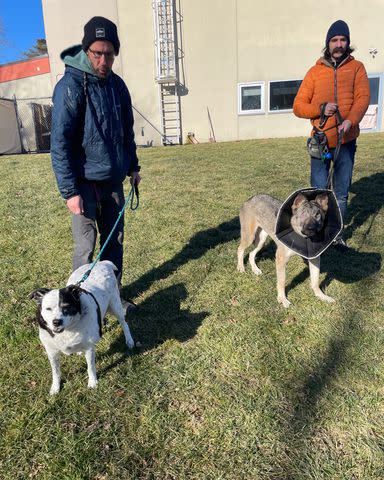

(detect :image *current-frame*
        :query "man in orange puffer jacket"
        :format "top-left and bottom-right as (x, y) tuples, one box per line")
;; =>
(293, 20), (370, 252)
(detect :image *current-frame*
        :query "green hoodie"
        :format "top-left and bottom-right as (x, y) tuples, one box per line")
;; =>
(60, 44), (96, 76)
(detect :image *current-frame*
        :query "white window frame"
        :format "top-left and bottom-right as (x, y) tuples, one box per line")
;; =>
(268, 79), (302, 113)
(237, 82), (265, 115)
(360, 73), (383, 132)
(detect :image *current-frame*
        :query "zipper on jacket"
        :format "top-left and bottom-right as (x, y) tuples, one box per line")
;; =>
(333, 64), (338, 104)
(332, 55), (351, 105)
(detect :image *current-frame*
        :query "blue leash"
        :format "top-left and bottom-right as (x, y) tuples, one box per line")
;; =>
(76, 182), (139, 286)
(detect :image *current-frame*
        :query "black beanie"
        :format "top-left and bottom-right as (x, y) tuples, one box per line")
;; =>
(82, 16), (120, 55)
(326, 20), (350, 45)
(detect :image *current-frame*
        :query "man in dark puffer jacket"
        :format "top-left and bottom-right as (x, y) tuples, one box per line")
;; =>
(51, 16), (141, 304)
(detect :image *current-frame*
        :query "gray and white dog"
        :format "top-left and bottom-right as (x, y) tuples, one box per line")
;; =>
(30, 261), (135, 394)
(237, 193), (334, 307)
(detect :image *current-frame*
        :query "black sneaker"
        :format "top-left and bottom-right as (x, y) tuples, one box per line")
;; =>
(332, 237), (349, 253)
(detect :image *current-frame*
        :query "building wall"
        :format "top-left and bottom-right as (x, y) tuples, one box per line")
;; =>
(178, 0), (238, 143)
(0, 56), (52, 99)
(41, 0), (384, 145)
(116, 0), (160, 146)
(0, 73), (52, 99)
(178, 0), (384, 142)
(41, 0), (158, 145)
(41, 0), (123, 84)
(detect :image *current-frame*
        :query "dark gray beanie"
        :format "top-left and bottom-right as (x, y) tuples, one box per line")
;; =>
(326, 20), (350, 45)
(82, 16), (120, 55)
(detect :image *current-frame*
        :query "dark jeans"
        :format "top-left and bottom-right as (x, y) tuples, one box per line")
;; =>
(311, 139), (357, 222)
(72, 180), (125, 284)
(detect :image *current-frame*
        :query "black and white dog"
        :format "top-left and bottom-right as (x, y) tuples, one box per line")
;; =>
(30, 261), (135, 395)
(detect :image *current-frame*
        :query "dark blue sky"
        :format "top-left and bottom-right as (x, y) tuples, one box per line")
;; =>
(1, 0), (46, 64)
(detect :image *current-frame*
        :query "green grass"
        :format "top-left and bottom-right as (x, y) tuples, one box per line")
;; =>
(1, 134), (384, 479)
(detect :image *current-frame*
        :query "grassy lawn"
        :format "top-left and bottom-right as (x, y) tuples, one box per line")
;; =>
(0, 134), (383, 479)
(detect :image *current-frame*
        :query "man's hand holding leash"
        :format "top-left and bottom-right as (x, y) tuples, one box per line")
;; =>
(338, 119), (351, 134)
(66, 171), (141, 216)
(324, 102), (338, 116)
(130, 171), (141, 187)
(323, 102), (352, 135)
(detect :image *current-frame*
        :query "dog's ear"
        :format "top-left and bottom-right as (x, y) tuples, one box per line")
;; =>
(29, 288), (50, 303)
(315, 193), (329, 212)
(292, 193), (307, 211)
(66, 284), (83, 302)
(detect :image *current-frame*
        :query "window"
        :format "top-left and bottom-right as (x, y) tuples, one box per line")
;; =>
(360, 74), (382, 131)
(238, 82), (265, 115)
(269, 80), (302, 112)
(369, 77), (380, 105)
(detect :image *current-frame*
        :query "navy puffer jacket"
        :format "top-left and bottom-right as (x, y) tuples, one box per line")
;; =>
(51, 46), (139, 199)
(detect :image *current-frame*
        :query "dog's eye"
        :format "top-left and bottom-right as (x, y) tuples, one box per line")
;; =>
(45, 307), (52, 311)
(62, 305), (76, 315)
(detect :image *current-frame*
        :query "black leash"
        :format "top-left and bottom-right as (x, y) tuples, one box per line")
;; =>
(326, 129), (344, 190)
(318, 102), (344, 130)
(314, 104), (344, 190)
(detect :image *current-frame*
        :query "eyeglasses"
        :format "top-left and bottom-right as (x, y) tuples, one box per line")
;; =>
(88, 48), (115, 60)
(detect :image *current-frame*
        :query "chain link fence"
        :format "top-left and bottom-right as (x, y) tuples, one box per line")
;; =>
(10, 96), (159, 153)
(15, 96), (52, 153)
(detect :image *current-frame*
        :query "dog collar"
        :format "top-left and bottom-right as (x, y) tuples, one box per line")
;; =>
(275, 187), (343, 259)
(78, 287), (104, 337)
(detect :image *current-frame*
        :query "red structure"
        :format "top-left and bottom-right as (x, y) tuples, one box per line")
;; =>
(0, 56), (50, 83)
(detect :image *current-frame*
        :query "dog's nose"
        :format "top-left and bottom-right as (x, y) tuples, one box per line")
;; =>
(302, 223), (317, 237)
(52, 319), (63, 327)
(302, 226), (317, 237)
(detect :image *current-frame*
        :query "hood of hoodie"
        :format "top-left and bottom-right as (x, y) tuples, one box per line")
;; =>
(60, 44), (96, 76)
(317, 54), (353, 69)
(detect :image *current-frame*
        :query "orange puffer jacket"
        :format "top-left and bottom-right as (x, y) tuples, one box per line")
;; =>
(293, 56), (370, 148)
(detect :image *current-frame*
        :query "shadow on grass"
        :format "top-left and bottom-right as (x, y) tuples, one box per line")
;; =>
(344, 171), (384, 243)
(318, 172), (384, 289)
(286, 172), (384, 293)
(292, 315), (359, 431)
(280, 175), (384, 474)
(129, 282), (209, 351)
(122, 216), (240, 299)
(282, 313), (364, 480)
(99, 283), (209, 374)
(101, 217), (237, 373)
(286, 246), (382, 295)
(320, 248), (381, 290)
(280, 280), (376, 476)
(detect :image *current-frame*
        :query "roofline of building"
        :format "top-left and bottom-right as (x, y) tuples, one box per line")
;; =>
(0, 54), (49, 68)
(0, 56), (51, 83)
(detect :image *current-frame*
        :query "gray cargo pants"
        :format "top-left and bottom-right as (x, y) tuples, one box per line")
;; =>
(71, 180), (125, 284)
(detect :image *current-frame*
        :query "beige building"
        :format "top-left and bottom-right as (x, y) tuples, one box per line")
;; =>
(0, 56), (52, 153)
(42, 0), (383, 146)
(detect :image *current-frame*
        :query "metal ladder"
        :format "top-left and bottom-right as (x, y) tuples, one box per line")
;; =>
(152, 0), (182, 145)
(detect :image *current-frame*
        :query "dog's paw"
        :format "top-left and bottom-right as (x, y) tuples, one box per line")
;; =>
(237, 264), (245, 273)
(50, 384), (60, 395)
(87, 379), (98, 389)
(278, 296), (291, 308)
(251, 266), (262, 276)
(312, 287), (335, 304)
(126, 339), (135, 349)
(319, 293), (335, 303)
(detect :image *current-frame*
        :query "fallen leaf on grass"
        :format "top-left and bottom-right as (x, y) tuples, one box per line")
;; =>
(283, 315), (296, 325)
